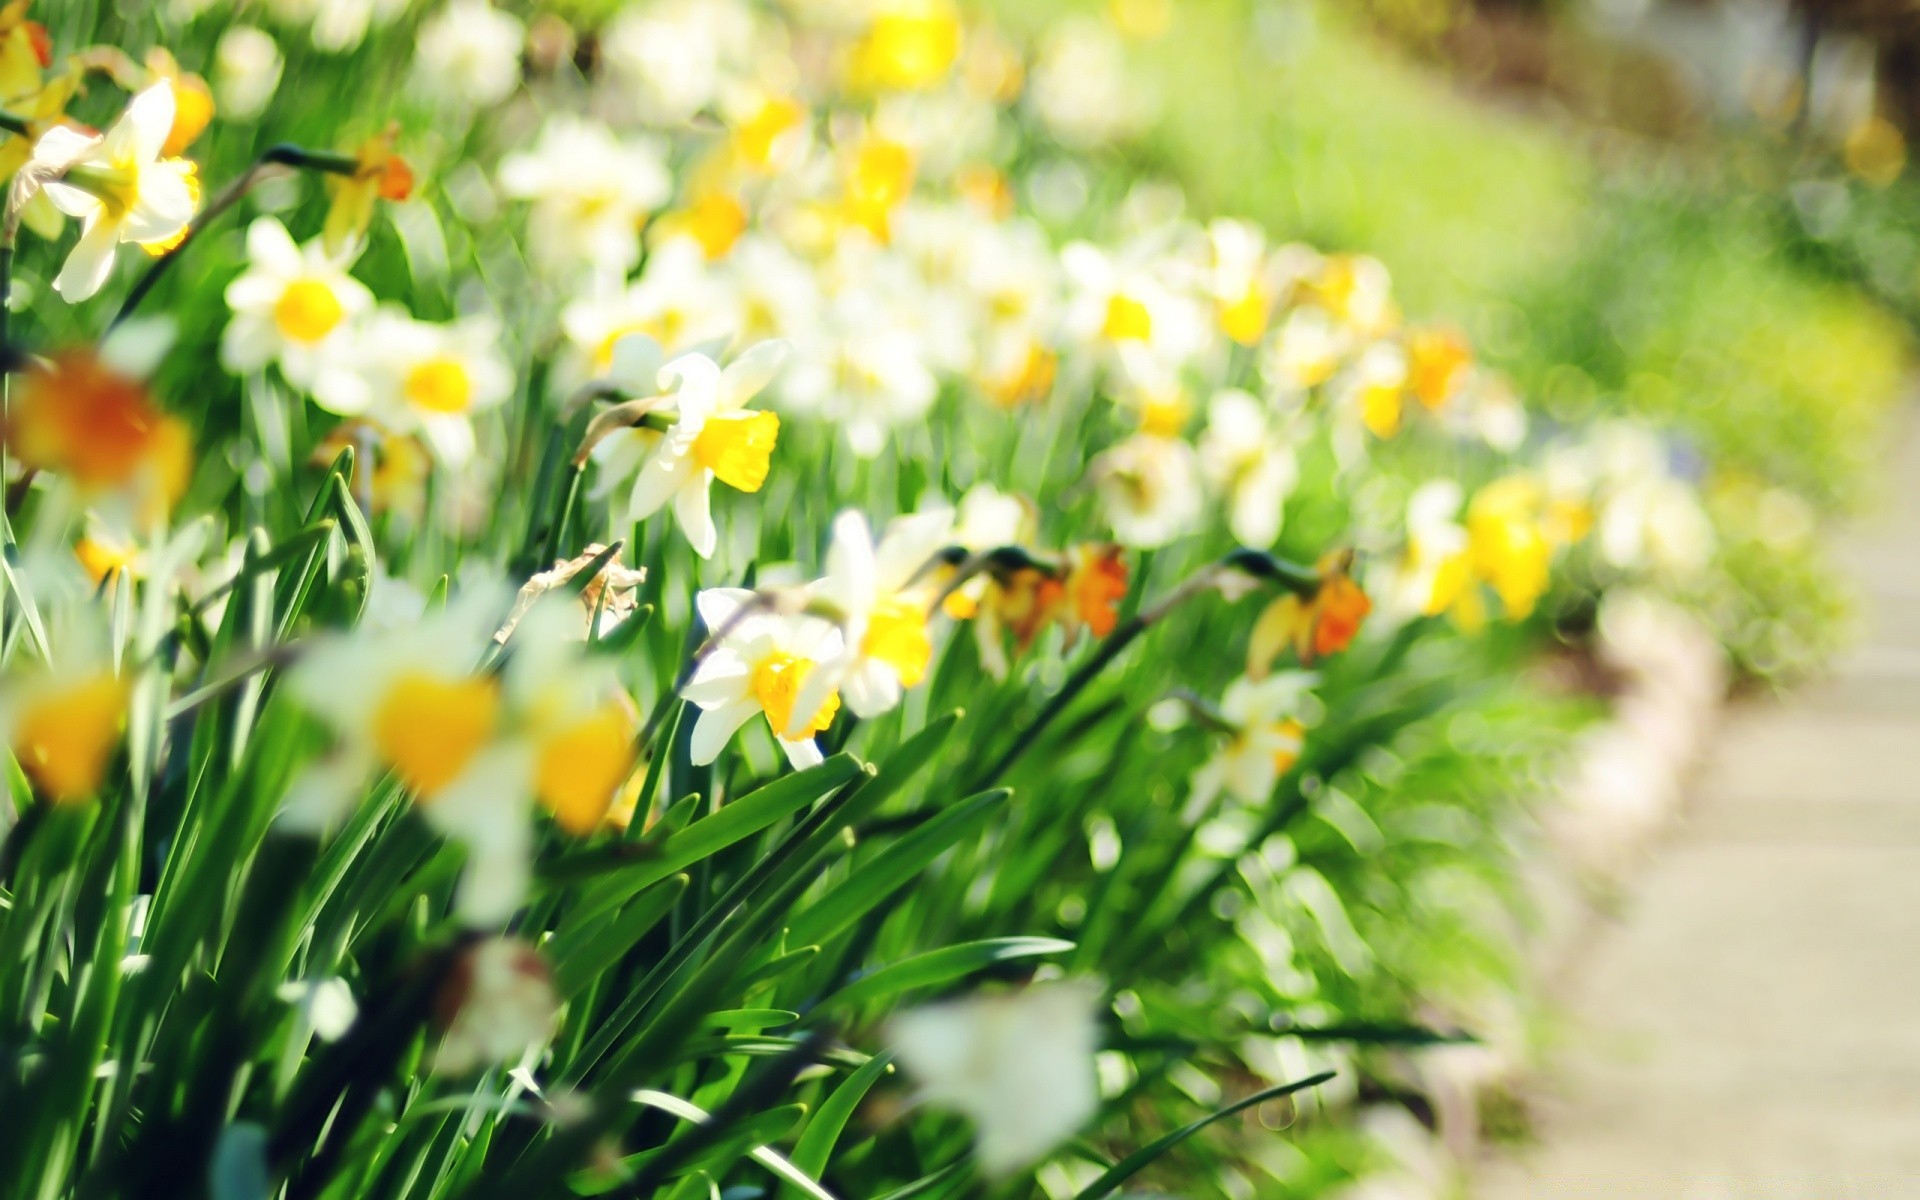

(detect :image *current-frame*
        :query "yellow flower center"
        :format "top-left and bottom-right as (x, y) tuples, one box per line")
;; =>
(14, 674), (128, 803)
(862, 596), (933, 686)
(273, 279), (347, 344)
(1360, 382), (1403, 439)
(1219, 286), (1268, 346)
(750, 652), (839, 738)
(372, 672), (498, 795)
(691, 410), (780, 493)
(403, 356), (473, 414)
(535, 707), (636, 835)
(735, 97), (805, 170)
(1102, 294), (1152, 342)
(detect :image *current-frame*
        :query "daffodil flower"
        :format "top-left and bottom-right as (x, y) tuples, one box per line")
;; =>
(1090, 431), (1203, 549)
(286, 593), (637, 925)
(1189, 673), (1315, 810)
(313, 308), (514, 467)
(791, 508), (954, 728)
(37, 80), (199, 301)
(681, 588), (843, 770)
(888, 980), (1103, 1178)
(1248, 550), (1371, 675)
(1390, 480), (1480, 629)
(221, 216), (373, 391)
(592, 341), (787, 559)
(1198, 388), (1298, 548)
(498, 115), (670, 275)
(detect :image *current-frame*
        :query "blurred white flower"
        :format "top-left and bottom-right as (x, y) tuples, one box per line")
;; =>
(1190, 673), (1314, 809)
(432, 937), (558, 1074)
(888, 980), (1103, 1178)
(221, 217), (373, 392)
(498, 116), (671, 276)
(315, 309), (515, 466)
(1030, 18), (1141, 146)
(682, 587), (843, 769)
(37, 82), (199, 301)
(1198, 389), (1297, 547)
(414, 0), (525, 109)
(1092, 432), (1203, 549)
(601, 0), (755, 126)
(213, 26), (285, 120)
(560, 238), (731, 369)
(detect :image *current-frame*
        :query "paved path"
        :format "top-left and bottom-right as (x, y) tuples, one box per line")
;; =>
(1476, 408), (1920, 1197)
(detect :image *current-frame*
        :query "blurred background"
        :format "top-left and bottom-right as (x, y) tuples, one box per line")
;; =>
(1011, 0), (1920, 1192)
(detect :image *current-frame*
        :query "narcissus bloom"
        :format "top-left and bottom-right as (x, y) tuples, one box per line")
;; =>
(1466, 475), (1553, 620)
(7, 347), (191, 516)
(682, 588), (843, 769)
(1390, 480), (1480, 629)
(430, 938), (558, 1074)
(498, 116), (670, 276)
(888, 980), (1102, 1178)
(1208, 218), (1274, 346)
(1198, 389), (1297, 548)
(322, 125), (413, 255)
(590, 341), (787, 558)
(794, 508), (954, 725)
(288, 594), (637, 923)
(413, 0), (525, 109)
(221, 216), (373, 391)
(970, 543), (1127, 679)
(1190, 673), (1314, 808)
(1405, 325), (1473, 412)
(37, 80), (200, 300)
(1091, 432), (1203, 549)
(1248, 550), (1370, 675)
(314, 309), (514, 467)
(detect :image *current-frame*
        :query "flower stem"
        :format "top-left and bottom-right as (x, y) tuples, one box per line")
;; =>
(110, 144), (358, 331)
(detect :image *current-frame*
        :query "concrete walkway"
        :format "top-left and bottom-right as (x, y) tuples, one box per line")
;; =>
(1476, 409), (1920, 1198)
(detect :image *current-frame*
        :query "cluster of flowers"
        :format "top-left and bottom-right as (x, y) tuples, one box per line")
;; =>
(0, 0), (1718, 1182)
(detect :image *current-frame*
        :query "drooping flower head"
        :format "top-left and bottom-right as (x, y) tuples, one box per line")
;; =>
(36, 80), (200, 300)
(7, 346), (191, 517)
(1248, 549), (1370, 676)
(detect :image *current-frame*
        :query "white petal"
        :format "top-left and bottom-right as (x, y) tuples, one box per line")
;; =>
(690, 698), (757, 765)
(246, 216), (304, 275)
(674, 475), (716, 559)
(54, 219), (120, 301)
(719, 339), (791, 409)
(123, 80), (178, 165)
(624, 451), (690, 522)
(695, 587), (758, 634)
(777, 735), (823, 770)
(42, 180), (100, 219)
(419, 413), (477, 466)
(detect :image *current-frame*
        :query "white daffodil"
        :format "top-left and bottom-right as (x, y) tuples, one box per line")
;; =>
(220, 217), (373, 391)
(780, 308), (938, 459)
(1263, 305), (1348, 397)
(1060, 240), (1209, 382)
(590, 341), (787, 559)
(559, 238), (730, 371)
(792, 507), (954, 727)
(888, 980), (1103, 1178)
(413, 0), (525, 109)
(213, 26), (285, 120)
(1189, 672), (1314, 810)
(408, 0), (522, 108)
(1198, 389), (1297, 548)
(315, 308), (514, 466)
(1207, 218), (1274, 346)
(286, 593), (636, 924)
(681, 588), (843, 769)
(498, 116), (671, 276)
(37, 81), (199, 301)
(1390, 480), (1475, 624)
(1091, 431), (1203, 550)
(600, 0), (755, 126)
(431, 937), (559, 1075)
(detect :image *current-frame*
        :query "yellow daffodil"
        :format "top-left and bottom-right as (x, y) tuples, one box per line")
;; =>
(1466, 475), (1553, 620)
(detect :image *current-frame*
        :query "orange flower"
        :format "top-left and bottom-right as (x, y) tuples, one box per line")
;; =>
(323, 124), (415, 254)
(1247, 551), (1370, 676)
(8, 351), (191, 512)
(1060, 543), (1128, 639)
